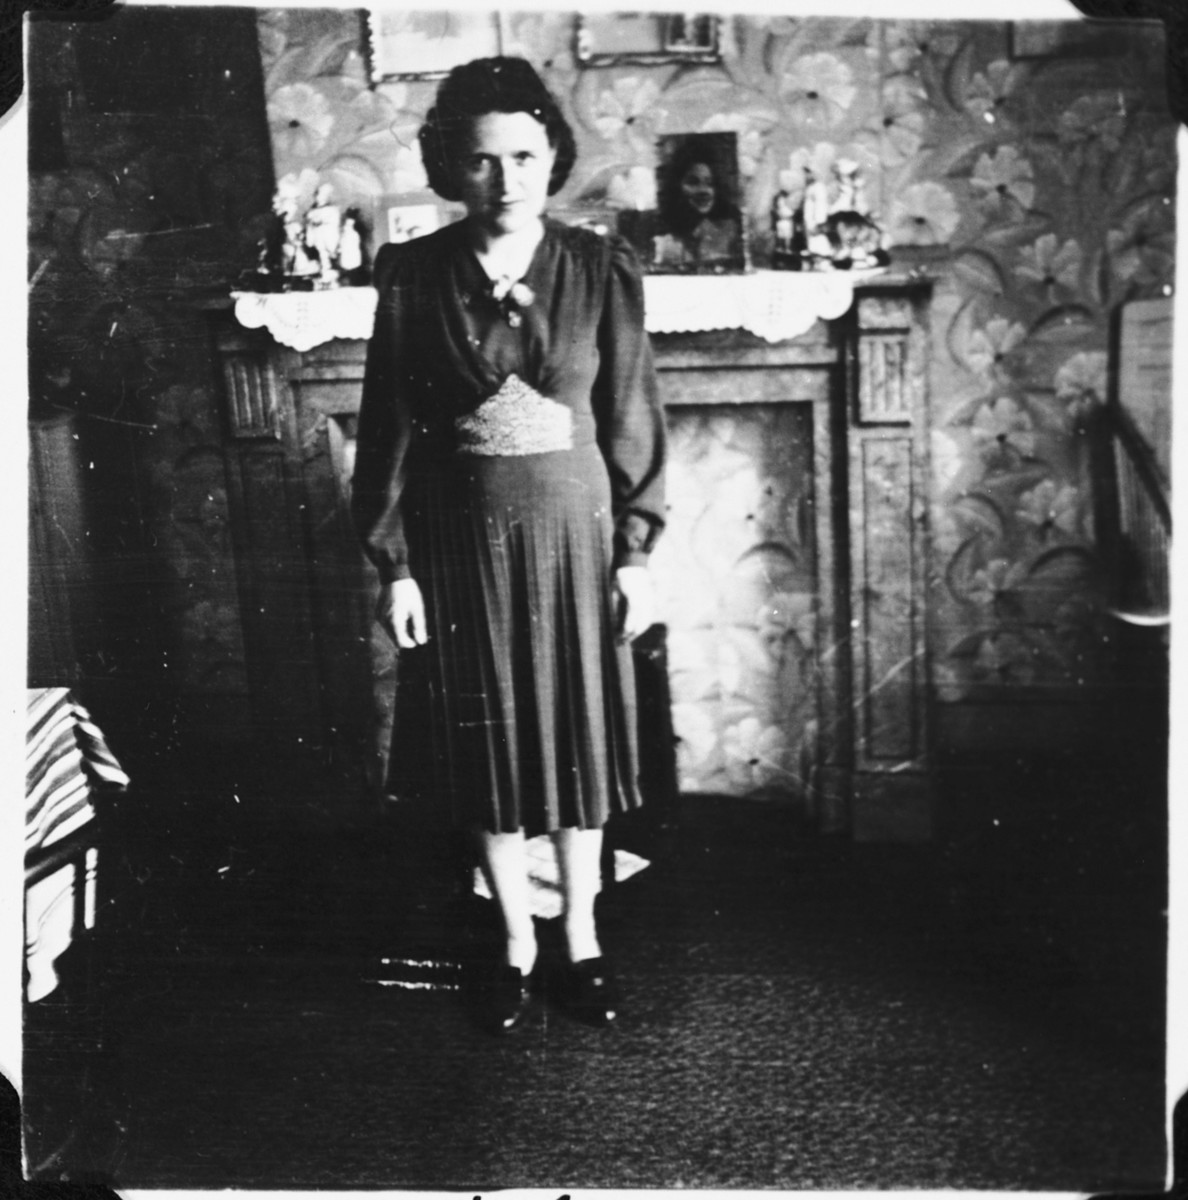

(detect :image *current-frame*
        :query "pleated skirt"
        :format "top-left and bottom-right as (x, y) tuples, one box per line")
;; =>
(394, 441), (642, 836)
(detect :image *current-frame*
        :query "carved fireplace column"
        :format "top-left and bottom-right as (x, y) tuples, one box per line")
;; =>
(834, 282), (934, 840)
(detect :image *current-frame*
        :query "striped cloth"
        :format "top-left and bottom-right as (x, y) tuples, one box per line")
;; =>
(26, 688), (129, 855)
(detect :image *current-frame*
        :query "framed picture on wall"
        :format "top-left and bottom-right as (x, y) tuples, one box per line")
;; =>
(575, 13), (720, 66)
(618, 131), (747, 275)
(386, 204), (441, 245)
(663, 13), (718, 54)
(366, 10), (505, 82)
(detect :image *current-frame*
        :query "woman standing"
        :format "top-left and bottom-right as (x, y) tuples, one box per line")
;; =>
(351, 58), (666, 1033)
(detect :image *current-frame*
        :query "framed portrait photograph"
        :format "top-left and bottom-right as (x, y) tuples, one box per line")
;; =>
(619, 131), (747, 275)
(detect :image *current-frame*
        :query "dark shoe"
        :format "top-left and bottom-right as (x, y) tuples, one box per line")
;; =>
(485, 965), (533, 1034)
(562, 957), (619, 1026)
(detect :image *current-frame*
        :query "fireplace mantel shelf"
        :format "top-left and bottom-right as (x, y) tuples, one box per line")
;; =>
(231, 268), (885, 353)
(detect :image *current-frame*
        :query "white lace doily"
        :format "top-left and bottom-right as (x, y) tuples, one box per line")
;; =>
(233, 269), (878, 352)
(232, 288), (379, 353)
(643, 269), (876, 342)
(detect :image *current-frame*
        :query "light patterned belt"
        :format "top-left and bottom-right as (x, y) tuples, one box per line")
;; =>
(454, 373), (574, 457)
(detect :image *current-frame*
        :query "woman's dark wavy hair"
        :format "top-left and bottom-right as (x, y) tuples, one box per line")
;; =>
(419, 57), (577, 201)
(658, 135), (740, 237)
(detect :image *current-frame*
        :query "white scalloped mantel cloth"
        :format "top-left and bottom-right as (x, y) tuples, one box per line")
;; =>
(641, 268), (881, 342)
(232, 268), (884, 352)
(232, 287), (381, 354)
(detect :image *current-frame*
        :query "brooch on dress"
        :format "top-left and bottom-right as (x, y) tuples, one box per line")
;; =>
(490, 276), (535, 328)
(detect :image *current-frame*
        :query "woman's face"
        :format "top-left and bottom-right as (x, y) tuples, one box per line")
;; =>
(679, 162), (716, 217)
(455, 111), (556, 237)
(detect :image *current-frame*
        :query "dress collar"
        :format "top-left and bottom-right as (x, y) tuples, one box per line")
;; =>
(447, 219), (554, 390)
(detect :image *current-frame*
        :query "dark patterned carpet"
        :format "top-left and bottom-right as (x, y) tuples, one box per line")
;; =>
(21, 775), (1168, 1192)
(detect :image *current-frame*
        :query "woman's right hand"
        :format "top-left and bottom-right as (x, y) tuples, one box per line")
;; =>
(376, 578), (428, 649)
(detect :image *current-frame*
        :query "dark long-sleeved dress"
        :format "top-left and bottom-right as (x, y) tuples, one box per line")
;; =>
(352, 218), (666, 837)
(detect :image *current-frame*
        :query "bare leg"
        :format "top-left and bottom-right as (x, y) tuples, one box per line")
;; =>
(551, 826), (604, 963)
(474, 828), (537, 975)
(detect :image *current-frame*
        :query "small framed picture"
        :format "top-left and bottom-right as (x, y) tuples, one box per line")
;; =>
(366, 10), (505, 83)
(663, 13), (717, 54)
(575, 13), (720, 67)
(386, 204), (440, 245)
(619, 132), (747, 275)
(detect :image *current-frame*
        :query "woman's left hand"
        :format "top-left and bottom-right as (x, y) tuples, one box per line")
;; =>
(614, 565), (656, 642)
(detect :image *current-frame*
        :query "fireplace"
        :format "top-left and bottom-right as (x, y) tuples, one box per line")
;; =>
(211, 276), (933, 839)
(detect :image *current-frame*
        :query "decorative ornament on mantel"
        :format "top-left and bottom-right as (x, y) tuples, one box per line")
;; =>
(231, 269), (883, 352)
(771, 159), (890, 274)
(244, 180), (370, 293)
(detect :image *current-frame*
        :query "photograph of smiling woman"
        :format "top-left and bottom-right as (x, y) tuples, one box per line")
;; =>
(652, 131), (746, 273)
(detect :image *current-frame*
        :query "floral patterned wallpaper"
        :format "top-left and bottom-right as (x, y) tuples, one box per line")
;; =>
(259, 10), (1175, 798)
